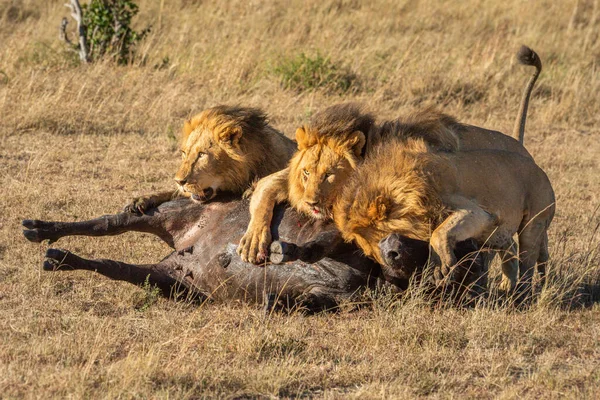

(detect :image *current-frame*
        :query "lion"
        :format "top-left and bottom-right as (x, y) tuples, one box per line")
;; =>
(238, 45), (542, 264)
(124, 105), (296, 213)
(333, 137), (555, 296)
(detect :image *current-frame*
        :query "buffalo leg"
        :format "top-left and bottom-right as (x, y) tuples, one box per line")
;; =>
(43, 248), (202, 299)
(269, 230), (343, 264)
(23, 211), (175, 247)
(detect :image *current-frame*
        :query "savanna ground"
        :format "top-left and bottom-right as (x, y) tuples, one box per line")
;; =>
(1, 0), (600, 398)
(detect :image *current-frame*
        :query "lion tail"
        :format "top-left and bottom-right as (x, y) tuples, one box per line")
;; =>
(512, 45), (542, 145)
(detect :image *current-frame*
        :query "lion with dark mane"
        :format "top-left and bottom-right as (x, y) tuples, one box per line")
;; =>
(238, 46), (541, 264)
(333, 136), (554, 297)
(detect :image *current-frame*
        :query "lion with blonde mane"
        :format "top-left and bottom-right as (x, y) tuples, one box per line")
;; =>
(124, 105), (296, 213)
(238, 46), (542, 265)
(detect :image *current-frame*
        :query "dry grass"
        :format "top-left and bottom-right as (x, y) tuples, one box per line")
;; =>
(1, 0), (600, 398)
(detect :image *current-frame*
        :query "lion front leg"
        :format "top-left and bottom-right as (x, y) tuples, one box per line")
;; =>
(238, 168), (289, 264)
(123, 190), (180, 214)
(430, 197), (497, 287)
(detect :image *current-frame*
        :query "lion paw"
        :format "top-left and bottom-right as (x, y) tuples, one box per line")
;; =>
(242, 186), (255, 200)
(123, 196), (155, 215)
(237, 225), (272, 264)
(433, 263), (458, 287)
(499, 276), (516, 293)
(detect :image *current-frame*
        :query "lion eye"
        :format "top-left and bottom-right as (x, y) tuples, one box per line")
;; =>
(302, 169), (310, 177)
(197, 152), (206, 159)
(181, 150), (186, 158)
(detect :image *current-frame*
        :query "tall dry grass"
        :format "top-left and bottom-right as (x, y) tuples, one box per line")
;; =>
(1, 0), (600, 398)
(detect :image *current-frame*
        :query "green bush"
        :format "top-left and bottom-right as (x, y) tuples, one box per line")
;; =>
(272, 52), (357, 93)
(134, 275), (161, 311)
(81, 0), (150, 64)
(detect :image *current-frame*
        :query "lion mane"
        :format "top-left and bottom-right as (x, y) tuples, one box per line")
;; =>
(124, 105), (296, 214)
(333, 138), (448, 263)
(288, 103), (461, 218)
(178, 105), (295, 195)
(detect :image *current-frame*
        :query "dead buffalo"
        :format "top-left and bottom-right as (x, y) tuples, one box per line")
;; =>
(22, 197), (484, 312)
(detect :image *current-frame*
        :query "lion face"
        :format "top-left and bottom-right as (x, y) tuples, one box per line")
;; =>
(175, 130), (229, 202)
(288, 127), (365, 220)
(335, 196), (393, 266)
(333, 140), (446, 272)
(335, 195), (431, 280)
(288, 144), (355, 219)
(174, 106), (271, 202)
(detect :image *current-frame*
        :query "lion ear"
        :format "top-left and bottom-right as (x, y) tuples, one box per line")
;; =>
(181, 119), (194, 144)
(183, 119), (193, 136)
(295, 127), (310, 150)
(367, 195), (390, 222)
(346, 130), (366, 158)
(182, 115), (202, 146)
(219, 125), (243, 146)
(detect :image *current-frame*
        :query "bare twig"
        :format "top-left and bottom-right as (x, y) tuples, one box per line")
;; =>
(111, 11), (123, 60)
(59, 17), (72, 45)
(64, 0), (89, 63)
(111, 12), (122, 49)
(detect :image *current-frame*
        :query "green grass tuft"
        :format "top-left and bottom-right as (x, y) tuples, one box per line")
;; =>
(272, 52), (357, 94)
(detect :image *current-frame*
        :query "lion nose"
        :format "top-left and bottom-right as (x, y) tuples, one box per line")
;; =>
(175, 178), (187, 186)
(305, 200), (319, 207)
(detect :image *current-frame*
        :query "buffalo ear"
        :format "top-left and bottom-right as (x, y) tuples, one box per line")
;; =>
(367, 195), (390, 222)
(346, 130), (366, 158)
(295, 127), (310, 150)
(219, 125), (243, 146)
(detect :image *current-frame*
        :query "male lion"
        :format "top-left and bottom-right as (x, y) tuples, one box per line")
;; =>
(124, 105), (296, 213)
(238, 46), (541, 264)
(333, 138), (555, 297)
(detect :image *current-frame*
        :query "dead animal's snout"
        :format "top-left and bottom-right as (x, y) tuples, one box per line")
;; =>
(379, 234), (405, 267)
(379, 234), (430, 271)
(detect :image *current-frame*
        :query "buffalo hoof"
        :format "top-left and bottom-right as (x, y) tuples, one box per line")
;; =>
(22, 220), (56, 244)
(43, 248), (70, 271)
(269, 241), (298, 264)
(23, 229), (43, 243)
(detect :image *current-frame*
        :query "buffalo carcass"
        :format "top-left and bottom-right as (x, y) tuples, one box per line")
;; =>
(22, 197), (485, 312)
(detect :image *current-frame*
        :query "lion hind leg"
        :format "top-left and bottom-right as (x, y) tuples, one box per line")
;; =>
(499, 240), (519, 293)
(430, 196), (497, 285)
(516, 221), (547, 301)
(536, 230), (549, 288)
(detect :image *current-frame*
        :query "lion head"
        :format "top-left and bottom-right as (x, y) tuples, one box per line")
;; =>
(175, 105), (287, 202)
(333, 139), (447, 273)
(288, 103), (374, 219)
(286, 104), (462, 220)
